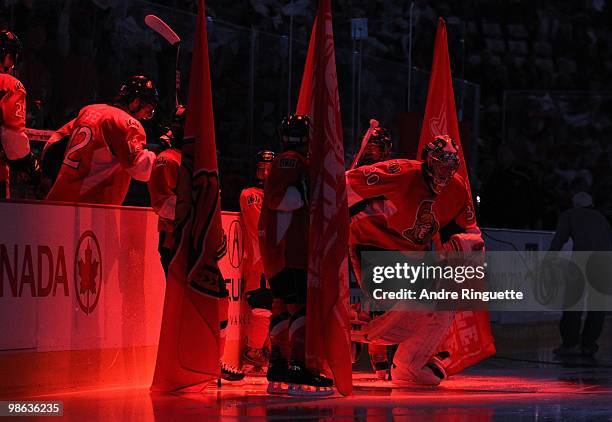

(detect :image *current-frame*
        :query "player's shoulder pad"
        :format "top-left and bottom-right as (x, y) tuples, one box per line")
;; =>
(154, 148), (181, 167)
(444, 172), (471, 201)
(0, 73), (23, 91)
(275, 150), (305, 169)
(153, 154), (168, 167)
(241, 186), (262, 195)
(240, 186), (263, 205)
(107, 104), (145, 132)
(389, 158), (420, 174)
(353, 158), (418, 175)
(449, 171), (469, 189)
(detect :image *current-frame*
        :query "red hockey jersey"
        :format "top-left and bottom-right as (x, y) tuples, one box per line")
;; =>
(346, 159), (478, 251)
(148, 148), (181, 244)
(258, 151), (309, 279)
(0, 73), (29, 182)
(46, 104), (156, 205)
(239, 186), (265, 291)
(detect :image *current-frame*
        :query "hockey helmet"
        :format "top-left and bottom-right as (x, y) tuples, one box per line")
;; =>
(359, 125), (392, 166)
(255, 150), (275, 183)
(278, 114), (311, 149)
(116, 75), (159, 107)
(0, 30), (22, 70)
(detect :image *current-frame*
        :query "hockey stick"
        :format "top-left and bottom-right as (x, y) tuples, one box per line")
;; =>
(145, 14), (182, 108)
(349, 119), (379, 170)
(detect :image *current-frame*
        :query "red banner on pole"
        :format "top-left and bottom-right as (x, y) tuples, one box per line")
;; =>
(296, 0), (353, 396)
(151, 0), (227, 392)
(417, 18), (495, 375)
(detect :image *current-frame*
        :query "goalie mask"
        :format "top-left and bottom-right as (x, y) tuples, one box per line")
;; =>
(279, 114), (311, 152)
(255, 150), (275, 185)
(359, 126), (392, 166)
(422, 135), (460, 194)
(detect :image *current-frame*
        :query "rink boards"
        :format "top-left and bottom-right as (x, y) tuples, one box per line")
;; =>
(0, 200), (561, 397)
(0, 200), (247, 397)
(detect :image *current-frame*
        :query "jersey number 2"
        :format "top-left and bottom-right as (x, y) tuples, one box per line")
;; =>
(63, 126), (93, 169)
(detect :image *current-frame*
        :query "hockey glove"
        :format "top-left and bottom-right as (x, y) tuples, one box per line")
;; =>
(9, 152), (41, 187)
(246, 286), (273, 310)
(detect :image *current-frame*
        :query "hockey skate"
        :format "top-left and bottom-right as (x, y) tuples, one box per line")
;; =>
(287, 364), (334, 397)
(220, 362), (245, 382)
(266, 360), (290, 394)
(369, 349), (390, 381)
(243, 347), (269, 367)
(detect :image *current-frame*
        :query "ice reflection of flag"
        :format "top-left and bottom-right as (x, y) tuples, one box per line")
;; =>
(151, 0), (228, 392)
(296, 0), (352, 396)
(417, 18), (495, 375)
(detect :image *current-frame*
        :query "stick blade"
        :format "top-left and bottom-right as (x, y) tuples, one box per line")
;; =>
(145, 14), (181, 45)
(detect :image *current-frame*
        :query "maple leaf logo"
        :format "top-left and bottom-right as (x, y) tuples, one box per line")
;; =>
(74, 231), (102, 315)
(78, 241), (99, 294)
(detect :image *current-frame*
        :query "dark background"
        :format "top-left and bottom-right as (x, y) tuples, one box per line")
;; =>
(2, 0), (611, 227)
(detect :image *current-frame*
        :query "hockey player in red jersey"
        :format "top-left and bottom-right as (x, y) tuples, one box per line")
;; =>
(346, 134), (483, 386)
(259, 114), (333, 395)
(348, 123), (394, 380)
(46, 75), (160, 205)
(0, 29), (40, 199)
(239, 150), (275, 371)
(148, 105), (185, 276)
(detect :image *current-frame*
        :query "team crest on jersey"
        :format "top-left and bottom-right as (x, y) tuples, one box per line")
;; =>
(247, 193), (261, 205)
(387, 161), (401, 174)
(402, 200), (439, 245)
(279, 157), (298, 168)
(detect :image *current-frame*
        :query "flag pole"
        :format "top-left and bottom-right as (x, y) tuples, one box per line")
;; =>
(287, 0), (294, 113)
(407, 1), (414, 111)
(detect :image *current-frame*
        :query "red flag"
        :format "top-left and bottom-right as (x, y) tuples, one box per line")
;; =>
(151, 0), (228, 392)
(296, 0), (353, 396)
(417, 18), (495, 375)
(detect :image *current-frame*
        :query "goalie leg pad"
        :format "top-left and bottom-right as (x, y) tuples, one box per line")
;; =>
(355, 301), (433, 345)
(389, 311), (454, 383)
